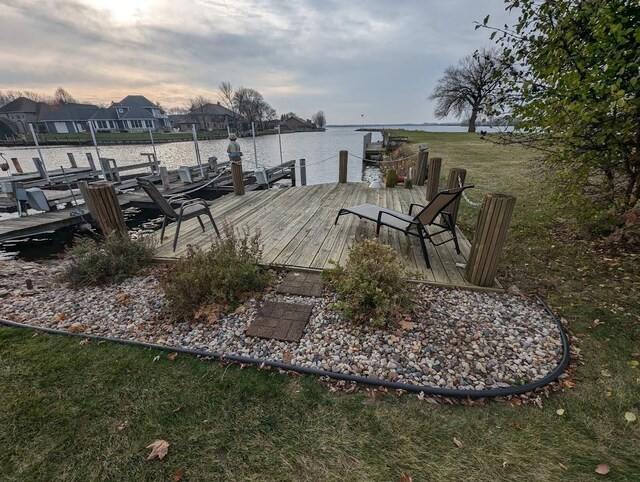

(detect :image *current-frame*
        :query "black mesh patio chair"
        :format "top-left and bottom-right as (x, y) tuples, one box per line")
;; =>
(137, 177), (220, 252)
(334, 185), (474, 269)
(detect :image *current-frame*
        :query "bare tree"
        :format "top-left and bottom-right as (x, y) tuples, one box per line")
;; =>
(429, 47), (504, 132)
(218, 82), (234, 110)
(167, 106), (189, 115)
(232, 88), (275, 129)
(22, 90), (52, 103)
(312, 110), (327, 128)
(53, 87), (77, 107)
(0, 90), (23, 107)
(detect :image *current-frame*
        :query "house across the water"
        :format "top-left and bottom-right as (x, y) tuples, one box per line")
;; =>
(0, 97), (56, 134)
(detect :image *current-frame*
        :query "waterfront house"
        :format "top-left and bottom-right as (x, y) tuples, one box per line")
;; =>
(90, 95), (170, 132)
(278, 115), (316, 132)
(43, 103), (100, 134)
(171, 102), (237, 132)
(0, 97), (56, 134)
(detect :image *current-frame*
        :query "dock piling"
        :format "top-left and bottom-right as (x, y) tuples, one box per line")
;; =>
(445, 168), (466, 226)
(11, 158), (23, 174)
(338, 150), (348, 183)
(231, 161), (245, 195)
(299, 159), (307, 186)
(67, 153), (78, 168)
(426, 156), (442, 201)
(85, 182), (128, 238)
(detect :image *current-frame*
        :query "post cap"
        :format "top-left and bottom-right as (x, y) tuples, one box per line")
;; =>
(419, 144), (428, 151)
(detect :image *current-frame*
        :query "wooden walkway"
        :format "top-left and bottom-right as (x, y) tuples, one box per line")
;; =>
(154, 183), (501, 291)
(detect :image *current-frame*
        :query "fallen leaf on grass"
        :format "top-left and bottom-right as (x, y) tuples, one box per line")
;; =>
(173, 406), (183, 413)
(453, 436), (464, 449)
(152, 355), (161, 363)
(502, 460), (509, 468)
(624, 412), (637, 423)
(630, 360), (639, 369)
(559, 463), (568, 470)
(600, 369), (612, 378)
(79, 338), (90, 346)
(398, 472), (412, 482)
(167, 352), (178, 361)
(595, 463), (610, 475)
(174, 469), (185, 481)
(556, 409), (565, 416)
(116, 421), (129, 431)
(563, 380), (576, 389)
(605, 391), (613, 397)
(146, 439), (170, 460)
(590, 319), (604, 329)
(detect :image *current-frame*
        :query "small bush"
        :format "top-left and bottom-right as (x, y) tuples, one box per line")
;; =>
(61, 234), (155, 286)
(160, 223), (271, 321)
(322, 238), (414, 327)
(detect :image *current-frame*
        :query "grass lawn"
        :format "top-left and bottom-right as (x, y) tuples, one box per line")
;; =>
(1, 131), (639, 481)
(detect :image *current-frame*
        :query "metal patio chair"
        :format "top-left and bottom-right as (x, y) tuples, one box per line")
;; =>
(137, 177), (220, 252)
(334, 185), (474, 269)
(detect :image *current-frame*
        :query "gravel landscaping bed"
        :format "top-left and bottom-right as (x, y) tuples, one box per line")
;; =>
(0, 259), (564, 391)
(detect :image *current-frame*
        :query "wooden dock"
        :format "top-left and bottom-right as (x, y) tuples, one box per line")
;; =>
(0, 192), (144, 243)
(153, 183), (502, 291)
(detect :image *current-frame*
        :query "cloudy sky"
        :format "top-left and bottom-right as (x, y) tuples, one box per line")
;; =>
(0, 0), (514, 124)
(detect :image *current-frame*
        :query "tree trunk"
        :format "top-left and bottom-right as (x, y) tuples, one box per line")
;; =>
(468, 109), (478, 133)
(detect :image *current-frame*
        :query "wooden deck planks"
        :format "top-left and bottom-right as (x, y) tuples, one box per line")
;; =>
(152, 183), (501, 290)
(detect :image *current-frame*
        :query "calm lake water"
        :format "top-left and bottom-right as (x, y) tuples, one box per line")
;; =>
(0, 125), (503, 185)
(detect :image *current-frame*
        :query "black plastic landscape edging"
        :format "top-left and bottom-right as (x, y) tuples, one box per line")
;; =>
(0, 295), (570, 398)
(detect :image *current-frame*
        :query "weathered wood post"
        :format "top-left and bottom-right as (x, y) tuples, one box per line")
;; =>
(77, 180), (97, 220)
(445, 167), (467, 227)
(299, 158), (307, 186)
(67, 152), (78, 168)
(85, 182), (128, 238)
(290, 161), (296, 187)
(159, 166), (171, 191)
(385, 169), (398, 188)
(33, 158), (47, 180)
(338, 150), (348, 183)
(465, 194), (516, 287)
(231, 161), (245, 195)
(414, 145), (428, 186)
(11, 158), (23, 173)
(425, 156), (442, 201)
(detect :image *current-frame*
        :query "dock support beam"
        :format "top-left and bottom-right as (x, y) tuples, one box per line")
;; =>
(11, 158), (23, 174)
(426, 156), (442, 201)
(465, 194), (516, 287)
(67, 153), (78, 168)
(338, 150), (348, 183)
(85, 182), (128, 238)
(231, 161), (245, 195)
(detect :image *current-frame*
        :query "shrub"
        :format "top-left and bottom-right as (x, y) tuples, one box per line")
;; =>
(322, 238), (414, 328)
(160, 223), (271, 320)
(61, 233), (155, 286)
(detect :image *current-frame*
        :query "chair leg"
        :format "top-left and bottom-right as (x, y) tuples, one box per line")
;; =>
(334, 210), (345, 225)
(160, 216), (168, 243)
(418, 233), (431, 269)
(444, 213), (461, 254)
(197, 215), (205, 232)
(173, 217), (182, 252)
(206, 210), (220, 237)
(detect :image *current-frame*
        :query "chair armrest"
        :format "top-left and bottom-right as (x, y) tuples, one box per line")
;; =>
(408, 203), (426, 215)
(167, 194), (191, 206)
(177, 198), (209, 215)
(377, 210), (418, 225)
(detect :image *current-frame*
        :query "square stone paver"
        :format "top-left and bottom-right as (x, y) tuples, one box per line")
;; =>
(276, 272), (324, 297)
(246, 301), (313, 342)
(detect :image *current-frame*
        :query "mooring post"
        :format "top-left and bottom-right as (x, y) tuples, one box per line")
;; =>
(33, 158), (47, 180)
(414, 145), (428, 186)
(159, 166), (171, 191)
(299, 158), (307, 186)
(425, 156), (442, 201)
(66, 152), (78, 168)
(231, 161), (245, 195)
(338, 150), (348, 183)
(85, 182), (128, 238)
(445, 167), (467, 227)
(465, 194), (516, 287)
(10, 158), (23, 174)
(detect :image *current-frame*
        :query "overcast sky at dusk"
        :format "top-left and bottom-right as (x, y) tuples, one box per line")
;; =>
(0, 1), (515, 124)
